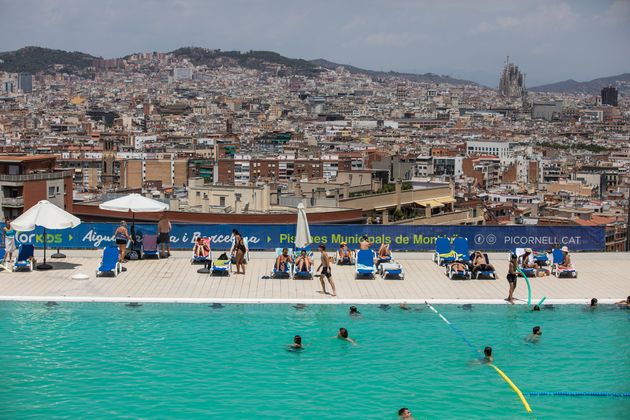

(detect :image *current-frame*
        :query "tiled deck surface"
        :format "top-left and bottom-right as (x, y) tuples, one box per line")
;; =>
(0, 250), (627, 304)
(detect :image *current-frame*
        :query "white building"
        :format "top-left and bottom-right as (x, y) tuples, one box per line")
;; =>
(466, 140), (514, 159)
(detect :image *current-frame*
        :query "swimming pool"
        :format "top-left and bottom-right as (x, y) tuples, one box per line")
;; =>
(1, 302), (628, 419)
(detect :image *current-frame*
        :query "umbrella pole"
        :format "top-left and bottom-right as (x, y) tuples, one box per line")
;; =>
(37, 227), (53, 270)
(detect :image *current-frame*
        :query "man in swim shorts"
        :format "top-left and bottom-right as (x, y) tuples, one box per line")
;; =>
(317, 244), (336, 296)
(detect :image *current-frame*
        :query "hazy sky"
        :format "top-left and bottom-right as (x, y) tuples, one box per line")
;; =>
(1, 0), (629, 86)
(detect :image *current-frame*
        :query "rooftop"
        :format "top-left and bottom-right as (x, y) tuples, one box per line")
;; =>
(0, 251), (625, 304)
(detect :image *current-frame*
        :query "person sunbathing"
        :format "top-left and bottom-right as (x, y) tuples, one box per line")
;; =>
(377, 243), (392, 260)
(193, 237), (210, 258)
(275, 248), (293, 272)
(294, 250), (312, 272)
(558, 246), (573, 269)
(450, 260), (468, 273)
(337, 243), (352, 265)
(471, 251), (494, 275)
(519, 248), (544, 276)
(359, 235), (372, 250)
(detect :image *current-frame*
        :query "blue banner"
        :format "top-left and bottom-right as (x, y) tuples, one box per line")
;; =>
(8, 223), (606, 252)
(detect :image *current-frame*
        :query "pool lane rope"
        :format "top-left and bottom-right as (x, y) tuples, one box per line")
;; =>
(424, 302), (533, 414)
(526, 392), (630, 398)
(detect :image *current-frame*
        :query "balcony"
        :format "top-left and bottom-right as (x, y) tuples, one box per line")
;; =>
(1, 197), (24, 208)
(0, 170), (73, 184)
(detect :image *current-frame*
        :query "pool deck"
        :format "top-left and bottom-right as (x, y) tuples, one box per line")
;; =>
(0, 250), (626, 304)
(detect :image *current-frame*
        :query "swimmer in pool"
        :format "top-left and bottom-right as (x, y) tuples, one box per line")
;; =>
(482, 346), (493, 363)
(616, 296), (630, 307)
(525, 326), (542, 343)
(398, 407), (415, 419)
(399, 302), (410, 310)
(532, 305), (541, 311)
(349, 306), (361, 316)
(337, 327), (356, 345)
(288, 335), (303, 350)
(590, 298), (598, 308)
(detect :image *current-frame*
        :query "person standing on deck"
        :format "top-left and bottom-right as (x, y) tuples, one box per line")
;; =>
(317, 244), (336, 296)
(506, 253), (518, 304)
(3, 219), (16, 264)
(157, 213), (172, 257)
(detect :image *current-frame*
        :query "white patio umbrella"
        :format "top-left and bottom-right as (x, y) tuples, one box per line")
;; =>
(11, 200), (82, 270)
(99, 193), (170, 213)
(99, 194), (169, 256)
(294, 202), (312, 249)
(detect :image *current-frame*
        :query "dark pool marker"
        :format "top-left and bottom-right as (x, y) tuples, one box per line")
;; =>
(460, 304), (473, 311)
(378, 304), (391, 311)
(45, 301), (58, 307)
(126, 302), (142, 308)
(209, 303), (225, 309)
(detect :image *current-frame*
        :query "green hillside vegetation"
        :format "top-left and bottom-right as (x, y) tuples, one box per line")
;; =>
(171, 47), (322, 76)
(0, 46), (97, 73)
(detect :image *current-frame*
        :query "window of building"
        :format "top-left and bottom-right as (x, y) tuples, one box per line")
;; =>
(48, 186), (56, 197)
(219, 196), (226, 206)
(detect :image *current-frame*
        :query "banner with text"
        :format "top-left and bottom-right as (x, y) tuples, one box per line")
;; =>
(7, 223), (606, 252)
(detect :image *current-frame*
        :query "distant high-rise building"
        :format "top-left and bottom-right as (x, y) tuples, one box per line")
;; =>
(601, 86), (618, 107)
(498, 57), (525, 98)
(17, 73), (32, 93)
(173, 67), (193, 81)
(396, 84), (407, 103)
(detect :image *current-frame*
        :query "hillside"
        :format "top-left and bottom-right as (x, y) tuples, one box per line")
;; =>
(0, 46), (98, 74)
(530, 73), (630, 94)
(171, 47), (322, 76)
(310, 58), (477, 85)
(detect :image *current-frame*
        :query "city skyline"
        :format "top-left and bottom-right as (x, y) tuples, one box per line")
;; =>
(1, 0), (629, 86)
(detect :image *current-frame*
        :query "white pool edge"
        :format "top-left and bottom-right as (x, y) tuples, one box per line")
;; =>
(0, 296), (620, 305)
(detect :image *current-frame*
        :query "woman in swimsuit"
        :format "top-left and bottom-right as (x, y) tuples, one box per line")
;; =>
(114, 221), (132, 263)
(233, 232), (247, 274)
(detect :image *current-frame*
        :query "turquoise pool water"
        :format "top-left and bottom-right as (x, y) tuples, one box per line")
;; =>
(1, 302), (628, 419)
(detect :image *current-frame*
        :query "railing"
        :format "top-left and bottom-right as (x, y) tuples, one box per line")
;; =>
(0, 170), (73, 182)
(1, 197), (24, 207)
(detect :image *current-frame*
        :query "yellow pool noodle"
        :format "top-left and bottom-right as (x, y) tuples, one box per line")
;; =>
(490, 364), (533, 413)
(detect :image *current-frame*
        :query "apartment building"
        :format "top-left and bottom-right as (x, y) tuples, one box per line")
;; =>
(0, 155), (73, 219)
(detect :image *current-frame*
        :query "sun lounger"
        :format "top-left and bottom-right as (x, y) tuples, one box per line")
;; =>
(551, 248), (577, 278)
(471, 253), (497, 279)
(293, 248), (314, 279)
(453, 237), (470, 264)
(211, 254), (231, 276)
(13, 244), (34, 272)
(515, 248), (549, 277)
(336, 249), (355, 265)
(191, 237), (211, 265)
(355, 249), (377, 279)
(142, 234), (159, 259)
(96, 246), (121, 277)
(273, 248), (293, 278)
(379, 261), (404, 279)
(433, 237), (456, 266)
(446, 261), (471, 280)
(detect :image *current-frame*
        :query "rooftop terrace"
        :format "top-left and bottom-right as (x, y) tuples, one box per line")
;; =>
(0, 251), (625, 304)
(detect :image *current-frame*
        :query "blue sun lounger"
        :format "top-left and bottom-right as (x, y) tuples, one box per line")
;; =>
(355, 249), (377, 279)
(471, 253), (497, 279)
(433, 237), (455, 266)
(292, 248), (314, 279)
(551, 248), (577, 278)
(96, 246), (121, 277)
(13, 244), (34, 272)
(446, 261), (471, 280)
(453, 237), (470, 264)
(273, 248), (293, 278)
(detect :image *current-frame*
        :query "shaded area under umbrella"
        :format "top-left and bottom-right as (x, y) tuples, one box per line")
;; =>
(10, 200), (81, 270)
